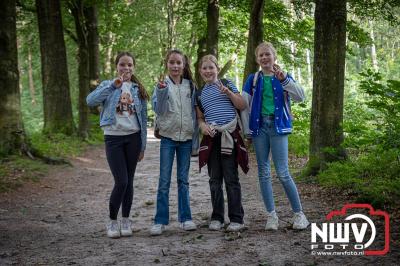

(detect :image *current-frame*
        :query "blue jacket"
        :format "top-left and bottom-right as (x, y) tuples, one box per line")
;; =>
(241, 71), (305, 137)
(86, 80), (148, 151)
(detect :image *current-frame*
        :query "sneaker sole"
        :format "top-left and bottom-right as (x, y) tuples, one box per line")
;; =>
(293, 224), (310, 230)
(121, 231), (133, 236)
(107, 233), (121, 239)
(182, 227), (197, 231)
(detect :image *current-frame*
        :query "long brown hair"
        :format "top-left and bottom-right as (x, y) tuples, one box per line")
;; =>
(164, 49), (194, 82)
(115, 51), (149, 100)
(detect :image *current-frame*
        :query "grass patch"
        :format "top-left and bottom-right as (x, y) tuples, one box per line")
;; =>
(0, 155), (49, 192)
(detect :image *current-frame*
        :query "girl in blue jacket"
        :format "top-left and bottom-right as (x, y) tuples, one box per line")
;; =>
(241, 42), (309, 230)
(87, 52), (148, 238)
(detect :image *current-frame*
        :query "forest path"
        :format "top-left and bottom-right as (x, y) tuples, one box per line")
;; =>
(0, 129), (398, 265)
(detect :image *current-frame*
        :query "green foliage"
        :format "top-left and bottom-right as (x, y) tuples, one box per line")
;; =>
(0, 155), (48, 192)
(289, 103), (310, 157)
(347, 20), (372, 48)
(359, 69), (400, 149)
(318, 149), (400, 207)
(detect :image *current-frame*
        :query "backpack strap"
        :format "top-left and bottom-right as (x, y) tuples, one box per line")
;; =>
(195, 79), (237, 115)
(251, 71), (260, 96)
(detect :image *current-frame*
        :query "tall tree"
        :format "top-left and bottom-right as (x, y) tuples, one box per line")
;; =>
(206, 0), (219, 57)
(194, 0), (219, 86)
(35, 0), (75, 135)
(84, 5), (100, 92)
(308, 0), (347, 175)
(68, 0), (90, 139)
(84, 5), (100, 115)
(0, 0), (27, 156)
(242, 0), (264, 85)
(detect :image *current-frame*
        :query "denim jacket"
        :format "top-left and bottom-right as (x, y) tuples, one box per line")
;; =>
(241, 71), (305, 137)
(86, 80), (148, 151)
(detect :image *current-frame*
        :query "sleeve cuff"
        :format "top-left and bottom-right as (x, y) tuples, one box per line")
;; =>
(280, 75), (290, 86)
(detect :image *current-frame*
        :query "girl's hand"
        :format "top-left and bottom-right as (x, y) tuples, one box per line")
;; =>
(138, 151), (144, 162)
(114, 71), (131, 87)
(200, 122), (216, 137)
(273, 64), (287, 81)
(218, 80), (232, 96)
(157, 74), (167, 89)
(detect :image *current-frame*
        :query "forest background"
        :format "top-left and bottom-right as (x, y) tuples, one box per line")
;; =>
(1, 0), (400, 211)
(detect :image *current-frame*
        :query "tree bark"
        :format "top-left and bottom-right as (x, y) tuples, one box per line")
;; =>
(194, 37), (207, 87)
(0, 0), (30, 156)
(308, 0), (347, 175)
(104, 0), (114, 78)
(69, 0), (90, 139)
(35, 0), (75, 135)
(369, 21), (379, 72)
(84, 5), (100, 115)
(27, 37), (36, 105)
(242, 0), (264, 86)
(194, 0), (220, 87)
(206, 0), (219, 57)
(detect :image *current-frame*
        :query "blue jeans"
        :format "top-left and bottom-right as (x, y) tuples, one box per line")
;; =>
(253, 116), (302, 213)
(154, 137), (193, 224)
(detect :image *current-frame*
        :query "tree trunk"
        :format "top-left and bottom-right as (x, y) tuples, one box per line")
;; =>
(242, 0), (264, 86)
(308, 0), (347, 175)
(104, 0), (114, 78)
(84, 6), (100, 90)
(27, 38), (36, 105)
(369, 21), (378, 72)
(35, 0), (75, 135)
(194, 37), (207, 87)
(84, 5), (100, 115)
(0, 0), (27, 156)
(306, 48), (312, 87)
(206, 0), (219, 57)
(69, 0), (90, 139)
(167, 0), (176, 49)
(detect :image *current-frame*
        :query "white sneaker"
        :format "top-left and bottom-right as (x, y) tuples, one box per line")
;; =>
(292, 211), (310, 230)
(226, 222), (244, 232)
(150, 224), (165, 236)
(180, 220), (197, 231)
(265, 211), (279, 230)
(209, 220), (224, 231)
(106, 220), (120, 238)
(120, 217), (133, 236)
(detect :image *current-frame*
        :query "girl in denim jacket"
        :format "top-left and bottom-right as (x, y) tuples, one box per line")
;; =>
(86, 52), (149, 238)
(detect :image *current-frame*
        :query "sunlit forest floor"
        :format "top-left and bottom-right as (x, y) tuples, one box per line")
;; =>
(0, 129), (399, 265)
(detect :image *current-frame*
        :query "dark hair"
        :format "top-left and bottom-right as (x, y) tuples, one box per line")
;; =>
(164, 49), (194, 82)
(115, 51), (149, 101)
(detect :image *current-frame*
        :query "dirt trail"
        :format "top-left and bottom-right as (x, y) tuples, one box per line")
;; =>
(0, 130), (398, 265)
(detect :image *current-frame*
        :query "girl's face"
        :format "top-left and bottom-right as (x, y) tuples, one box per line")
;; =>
(167, 53), (184, 78)
(200, 60), (218, 83)
(256, 47), (276, 70)
(117, 55), (134, 80)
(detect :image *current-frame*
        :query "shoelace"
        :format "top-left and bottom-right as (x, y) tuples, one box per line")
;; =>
(110, 222), (119, 231)
(121, 220), (131, 229)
